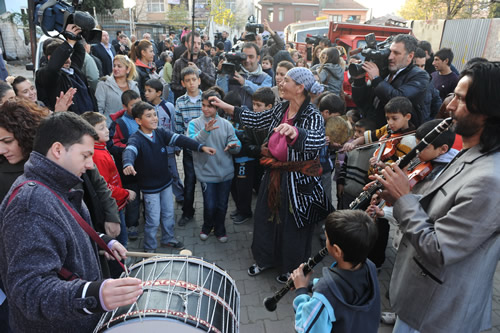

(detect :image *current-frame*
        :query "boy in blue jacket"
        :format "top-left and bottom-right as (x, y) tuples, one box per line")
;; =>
(291, 210), (380, 333)
(123, 101), (215, 252)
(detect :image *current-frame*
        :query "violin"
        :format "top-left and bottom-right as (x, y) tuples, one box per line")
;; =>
(406, 157), (433, 189)
(372, 131), (405, 164)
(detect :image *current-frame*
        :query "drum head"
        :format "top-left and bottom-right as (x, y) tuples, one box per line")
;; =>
(325, 116), (352, 145)
(103, 318), (204, 332)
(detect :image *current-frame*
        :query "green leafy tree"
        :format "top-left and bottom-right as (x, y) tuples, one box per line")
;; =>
(80, 0), (123, 14)
(488, 2), (500, 17)
(166, 5), (190, 29)
(399, 0), (491, 19)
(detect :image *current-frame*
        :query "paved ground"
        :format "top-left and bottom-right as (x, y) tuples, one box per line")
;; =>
(7, 63), (500, 332)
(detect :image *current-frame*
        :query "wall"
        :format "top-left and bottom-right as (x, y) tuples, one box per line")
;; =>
(0, 14), (30, 60)
(262, 4), (319, 31)
(320, 9), (367, 23)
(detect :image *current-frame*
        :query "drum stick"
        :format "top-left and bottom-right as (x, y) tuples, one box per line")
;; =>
(99, 250), (193, 258)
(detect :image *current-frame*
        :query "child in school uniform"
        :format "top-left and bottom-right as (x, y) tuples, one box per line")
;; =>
(123, 101), (215, 252)
(188, 88), (241, 242)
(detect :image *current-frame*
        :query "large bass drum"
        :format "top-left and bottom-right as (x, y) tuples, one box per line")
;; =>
(94, 256), (240, 333)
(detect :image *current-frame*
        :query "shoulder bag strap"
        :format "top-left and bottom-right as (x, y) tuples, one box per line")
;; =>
(8, 180), (126, 272)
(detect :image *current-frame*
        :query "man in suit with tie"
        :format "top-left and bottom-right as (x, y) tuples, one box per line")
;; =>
(91, 31), (116, 76)
(376, 61), (500, 333)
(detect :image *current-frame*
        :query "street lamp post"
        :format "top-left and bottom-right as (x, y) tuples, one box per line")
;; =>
(124, 0), (136, 36)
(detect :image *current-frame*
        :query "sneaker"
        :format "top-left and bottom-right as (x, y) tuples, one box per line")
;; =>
(199, 232), (209, 241)
(128, 226), (139, 240)
(217, 235), (228, 243)
(230, 210), (239, 218)
(247, 263), (268, 276)
(276, 273), (291, 284)
(232, 213), (251, 225)
(381, 312), (396, 325)
(144, 248), (156, 253)
(161, 241), (185, 249)
(178, 215), (193, 226)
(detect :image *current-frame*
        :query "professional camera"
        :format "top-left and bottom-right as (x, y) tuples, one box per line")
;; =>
(244, 15), (264, 42)
(305, 35), (322, 46)
(220, 52), (247, 76)
(34, 0), (102, 43)
(348, 33), (393, 78)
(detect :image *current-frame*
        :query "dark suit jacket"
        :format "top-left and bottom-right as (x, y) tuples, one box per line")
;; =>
(91, 43), (116, 76)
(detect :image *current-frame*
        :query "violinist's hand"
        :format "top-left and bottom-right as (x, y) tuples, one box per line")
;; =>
(374, 163), (410, 205)
(343, 141), (356, 152)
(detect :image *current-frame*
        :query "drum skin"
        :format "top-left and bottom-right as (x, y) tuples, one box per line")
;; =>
(94, 256), (240, 333)
(325, 116), (353, 145)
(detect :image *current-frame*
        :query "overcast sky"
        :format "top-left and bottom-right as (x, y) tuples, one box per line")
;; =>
(356, 0), (407, 18)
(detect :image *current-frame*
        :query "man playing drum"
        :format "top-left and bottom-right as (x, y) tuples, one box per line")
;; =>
(0, 113), (142, 332)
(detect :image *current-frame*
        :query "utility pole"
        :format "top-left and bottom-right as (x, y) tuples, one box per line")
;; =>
(27, 0), (37, 72)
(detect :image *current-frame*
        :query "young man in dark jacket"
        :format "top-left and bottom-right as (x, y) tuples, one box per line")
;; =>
(35, 24), (98, 114)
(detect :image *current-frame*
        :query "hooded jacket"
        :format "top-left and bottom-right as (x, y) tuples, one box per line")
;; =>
(311, 63), (344, 96)
(294, 260), (380, 333)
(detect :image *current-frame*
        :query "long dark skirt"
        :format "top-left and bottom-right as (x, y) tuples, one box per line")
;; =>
(251, 171), (315, 275)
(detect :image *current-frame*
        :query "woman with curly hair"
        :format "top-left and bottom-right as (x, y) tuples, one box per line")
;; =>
(311, 47), (344, 95)
(95, 55), (140, 125)
(0, 98), (50, 201)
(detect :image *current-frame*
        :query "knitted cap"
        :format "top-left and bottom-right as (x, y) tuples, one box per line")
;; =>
(286, 67), (324, 95)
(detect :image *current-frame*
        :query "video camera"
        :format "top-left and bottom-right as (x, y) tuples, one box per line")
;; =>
(34, 0), (101, 43)
(305, 35), (322, 46)
(348, 33), (393, 78)
(244, 15), (264, 42)
(220, 52), (247, 76)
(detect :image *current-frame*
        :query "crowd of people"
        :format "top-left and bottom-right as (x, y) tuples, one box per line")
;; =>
(0, 19), (498, 333)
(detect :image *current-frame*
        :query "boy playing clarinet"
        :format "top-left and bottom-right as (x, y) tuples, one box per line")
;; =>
(291, 210), (380, 333)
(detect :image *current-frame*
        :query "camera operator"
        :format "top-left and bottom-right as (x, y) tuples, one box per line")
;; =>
(216, 42), (272, 109)
(352, 34), (428, 127)
(171, 31), (216, 101)
(222, 31), (232, 52)
(35, 24), (97, 114)
(255, 19), (285, 59)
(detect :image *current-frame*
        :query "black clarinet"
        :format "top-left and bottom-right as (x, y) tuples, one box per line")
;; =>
(349, 117), (453, 210)
(263, 247), (329, 312)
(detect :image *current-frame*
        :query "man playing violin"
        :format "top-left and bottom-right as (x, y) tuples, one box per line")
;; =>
(375, 61), (500, 333)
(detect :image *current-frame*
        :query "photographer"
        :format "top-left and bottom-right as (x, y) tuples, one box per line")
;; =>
(35, 24), (97, 114)
(257, 19), (285, 59)
(352, 34), (428, 127)
(216, 42), (272, 109)
(171, 31), (216, 101)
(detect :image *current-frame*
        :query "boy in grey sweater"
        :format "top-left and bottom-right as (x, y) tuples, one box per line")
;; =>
(188, 88), (241, 242)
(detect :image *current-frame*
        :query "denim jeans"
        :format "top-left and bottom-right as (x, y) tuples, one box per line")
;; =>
(182, 149), (196, 218)
(230, 160), (257, 217)
(124, 182), (140, 228)
(168, 153), (184, 202)
(201, 180), (232, 237)
(116, 210), (128, 248)
(143, 185), (175, 250)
